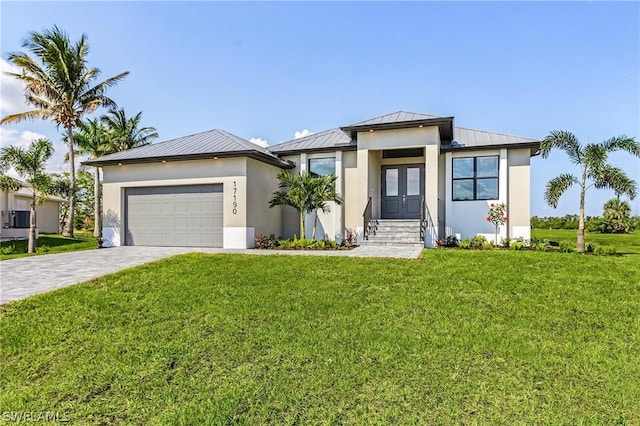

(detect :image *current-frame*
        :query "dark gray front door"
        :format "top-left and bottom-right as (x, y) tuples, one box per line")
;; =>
(381, 164), (424, 219)
(125, 184), (223, 247)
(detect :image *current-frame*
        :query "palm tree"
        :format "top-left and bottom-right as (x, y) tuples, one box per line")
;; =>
(0, 25), (129, 238)
(102, 108), (158, 151)
(540, 130), (640, 252)
(602, 197), (633, 233)
(0, 139), (54, 253)
(72, 119), (111, 238)
(309, 173), (343, 240)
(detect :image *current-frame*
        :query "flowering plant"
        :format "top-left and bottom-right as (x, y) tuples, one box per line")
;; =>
(487, 203), (508, 245)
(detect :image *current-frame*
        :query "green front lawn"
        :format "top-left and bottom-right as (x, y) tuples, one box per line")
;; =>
(2, 251), (639, 424)
(532, 229), (640, 254)
(0, 232), (97, 260)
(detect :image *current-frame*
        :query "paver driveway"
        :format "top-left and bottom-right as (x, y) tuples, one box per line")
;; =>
(0, 245), (422, 304)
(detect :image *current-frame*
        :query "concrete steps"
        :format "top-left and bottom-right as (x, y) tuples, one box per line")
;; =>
(361, 219), (424, 247)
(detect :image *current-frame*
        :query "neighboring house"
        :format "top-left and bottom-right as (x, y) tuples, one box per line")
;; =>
(85, 111), (540, 249)
(0, 184), (65, 240)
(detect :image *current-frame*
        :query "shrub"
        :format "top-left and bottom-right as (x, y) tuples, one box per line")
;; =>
(559, 241), (576, 253)
(341, 231), (357, 248)
(510, 241), (525, 251)
(459, 235), (487, 250)
(482, 242), (494, 250)
(1, 245), (15, 255)
(501, 237), (511, 248)
(277, 239), (292, 249)
(585, 242), (596, 253)
(533, 241), (549, 252)
(437, 235), (459, 248)
(36, 245), (50, 253)
(255, 234), (276, 249)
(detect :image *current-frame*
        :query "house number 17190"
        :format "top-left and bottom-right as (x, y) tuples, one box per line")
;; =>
(232, 181), (238, 214)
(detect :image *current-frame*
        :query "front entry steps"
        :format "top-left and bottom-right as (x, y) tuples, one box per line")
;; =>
(361, 219), (424, 247)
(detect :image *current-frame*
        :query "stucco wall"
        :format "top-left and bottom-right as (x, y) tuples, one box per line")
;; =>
(508, 148), (532, 239)
(0, 191), (60, 235)
(342, 150), (360, 236)
(35, 200), (60, 233)
(101, 157), (254, 248)
(246, 158), (283, 239)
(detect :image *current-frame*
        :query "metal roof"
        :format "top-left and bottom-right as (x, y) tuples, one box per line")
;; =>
(268, 128), (355, 154)
(345, 111), (444, 127)
(84, 129), (293, 168)
(340, 110), (455, 142)
(443, 127), (540, 151)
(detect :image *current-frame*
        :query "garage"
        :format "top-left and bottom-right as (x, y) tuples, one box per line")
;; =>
(125, 184), (223, 247)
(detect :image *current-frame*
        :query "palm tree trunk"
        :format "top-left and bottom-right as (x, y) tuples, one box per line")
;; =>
(312, 211), (319, 241)
(577, 175), (586, 253)
(299, 213), (305, 240)
(65, 125), (75, 238)
(29, 194), (37, 253)
(93, 167), (101, 238)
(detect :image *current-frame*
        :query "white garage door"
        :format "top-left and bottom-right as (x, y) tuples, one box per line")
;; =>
(125, 185), (223, 247)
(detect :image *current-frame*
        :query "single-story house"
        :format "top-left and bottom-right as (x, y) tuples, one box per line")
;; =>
(85, 111), (540, 248)
(0, 183), (65, 240)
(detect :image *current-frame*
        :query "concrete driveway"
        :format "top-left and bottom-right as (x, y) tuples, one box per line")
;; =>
(0, 245), (422, 304)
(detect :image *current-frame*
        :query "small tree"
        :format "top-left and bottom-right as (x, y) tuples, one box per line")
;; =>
(0, 139), (54, 253)
(487, 203), (508, 246)
(269, 171), (316, 239)
(540, 131), (640, 253)
(602, 197), (633, 233)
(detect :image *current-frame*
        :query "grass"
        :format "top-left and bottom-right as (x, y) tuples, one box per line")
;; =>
(532, 229), (640, 254)
(0, 231), (97, 260)
(1, 250), (639, 424)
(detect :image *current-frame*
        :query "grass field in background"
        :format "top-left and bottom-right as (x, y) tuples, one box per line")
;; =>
(2, 251), (638, 424)
(532, 229), (640, 254)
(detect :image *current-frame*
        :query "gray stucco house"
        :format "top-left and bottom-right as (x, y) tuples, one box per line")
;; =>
(85, 111), (540, 248)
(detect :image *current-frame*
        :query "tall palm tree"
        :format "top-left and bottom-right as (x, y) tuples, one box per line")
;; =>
(102, 108), (158, 151)
(0, 139), (54, 253)
(540, 130), (640, 252)
(72, 119), (111, 238)
(309, 173), (343, 240)
(0, 25), (129, 237)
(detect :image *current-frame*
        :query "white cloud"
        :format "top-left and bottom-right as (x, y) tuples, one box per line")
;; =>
(294, 129), (313, 139)
(0, 59), (30, 117)
(249, 137), (269, 148)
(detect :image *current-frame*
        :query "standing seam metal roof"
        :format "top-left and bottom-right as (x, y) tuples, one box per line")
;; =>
(268, 128), (354, 153)
(450, 127), (539, 148)
(345, 111), (444, 127)
(85, 129), (283, 164)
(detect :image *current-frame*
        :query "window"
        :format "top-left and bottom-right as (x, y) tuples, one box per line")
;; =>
(309, 157), (335, 177)
(452, 156), (498, 200)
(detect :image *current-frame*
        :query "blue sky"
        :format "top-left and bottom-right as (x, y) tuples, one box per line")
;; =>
(1, 1), (638, 216)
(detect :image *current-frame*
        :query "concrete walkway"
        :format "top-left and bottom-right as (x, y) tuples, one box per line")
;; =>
(0, 245), (422, 304)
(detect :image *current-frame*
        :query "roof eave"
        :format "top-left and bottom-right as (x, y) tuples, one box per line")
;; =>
(440, 141), (541, 155)
(83, 150), (295, 169)
(269, 144), (357, 156)
(340, 117), (455, 142)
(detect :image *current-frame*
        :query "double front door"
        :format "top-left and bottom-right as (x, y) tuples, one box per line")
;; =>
(381, 164), (425, 219)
